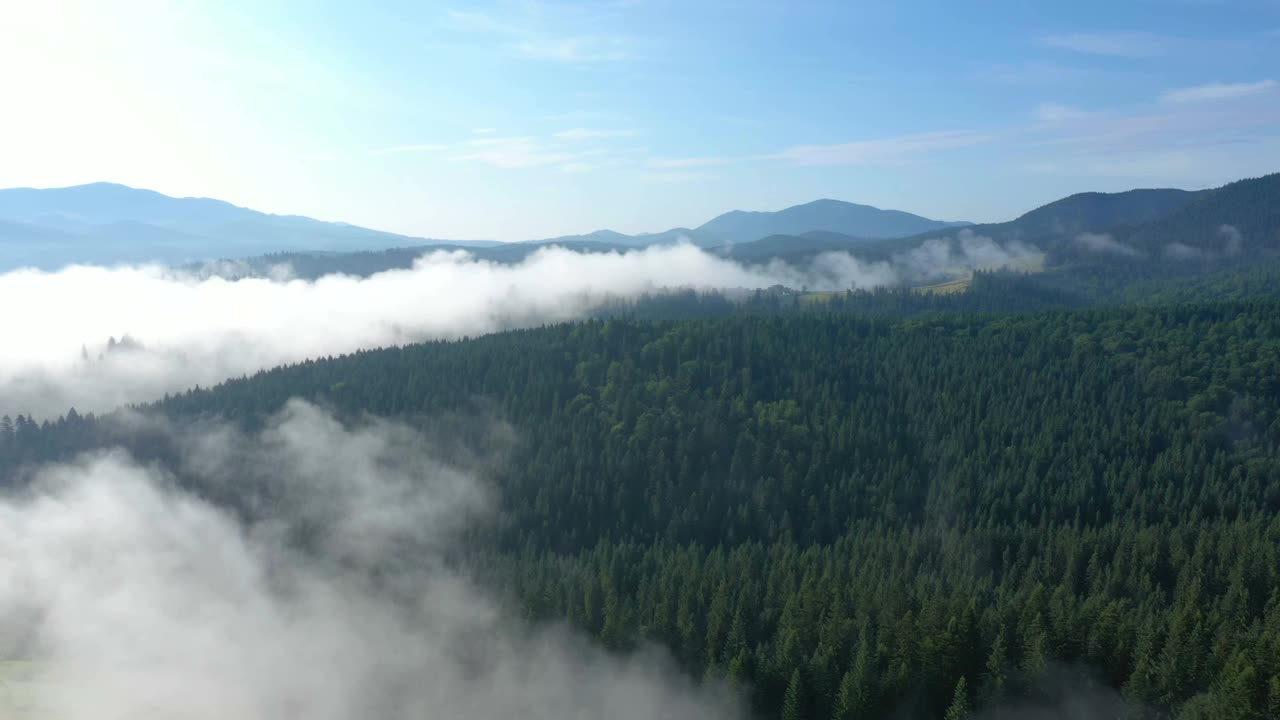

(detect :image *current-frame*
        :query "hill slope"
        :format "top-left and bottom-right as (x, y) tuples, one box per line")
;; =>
(1009, 188), (1204, 238)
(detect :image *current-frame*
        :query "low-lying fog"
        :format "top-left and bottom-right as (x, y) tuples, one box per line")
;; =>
(0, 400), (744, 719)
(0, 236), (1039, 418)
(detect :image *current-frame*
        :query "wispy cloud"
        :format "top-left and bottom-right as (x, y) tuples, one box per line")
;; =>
(560, 156), (640, 173)
(554, 128), (636, 140)
(442, 9), (517, 34)
(373, 131), (631, 170)
(516, 36), (630, 63)
(464, 136), (524, 147)
(767, 130), (991, 166)
(540, 110), (618, 122)
(454, 137), (581, 169)
(646, 156), (729, 169)
(1034, 103), (1095, 123)
(374, 143), (451, 155)
(1028, 88), (1280, 155)
(1015, 82), (1280, 183)
(1160, 80), (1277, 104)
(444, 8), (633, 63)
(641, 170), (721, 183)
(1039, 31), (1168, 57)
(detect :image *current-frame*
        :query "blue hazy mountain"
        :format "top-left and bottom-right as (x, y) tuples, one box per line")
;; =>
(0, 182), (497, 270)
(523, 199), (968, 249)
(695, 198), (971, 245)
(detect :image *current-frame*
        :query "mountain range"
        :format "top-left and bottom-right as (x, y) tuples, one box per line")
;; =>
(869, 175), (1279, 264)
(532, 199), (971, 248)
(0, 182), (968, 270)
(0, 183), (494, 270)
(154, 172), (1276, 282)
(4, 176), (1278, 277)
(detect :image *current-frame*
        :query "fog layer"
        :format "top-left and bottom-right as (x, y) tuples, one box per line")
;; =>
(0, 400), (743, 720)
(1, 240), (1036, 416)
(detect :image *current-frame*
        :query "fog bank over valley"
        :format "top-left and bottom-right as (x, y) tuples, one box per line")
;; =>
(0, 237), (1037, 417)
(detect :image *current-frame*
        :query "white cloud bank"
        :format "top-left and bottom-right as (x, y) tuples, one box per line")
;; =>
(0, 240), (1038, 417)
(0, 400), (743, 719)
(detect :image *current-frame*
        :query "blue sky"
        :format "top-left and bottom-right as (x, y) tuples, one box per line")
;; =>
(1, 0), (1278, 239)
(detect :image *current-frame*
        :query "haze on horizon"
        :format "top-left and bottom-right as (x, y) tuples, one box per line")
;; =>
(2, 0), (1279, 240)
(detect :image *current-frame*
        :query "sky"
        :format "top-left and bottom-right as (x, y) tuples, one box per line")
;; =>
(1, 0), (1278, 240)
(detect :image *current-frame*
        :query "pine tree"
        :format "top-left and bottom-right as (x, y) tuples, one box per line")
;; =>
(944, 676), (970, 720)
(983, 627), (1008, 705)
(834, 667), (865, 720)
(1021, 612), (1049, 683)
(834, 629), (877, 720)
(781, 669), (803, 720)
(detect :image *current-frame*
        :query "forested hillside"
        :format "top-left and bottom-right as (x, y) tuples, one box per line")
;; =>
(4, 298), (1280, 719)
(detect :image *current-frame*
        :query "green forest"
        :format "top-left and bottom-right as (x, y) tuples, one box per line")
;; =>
(5, 291), (1280, 719)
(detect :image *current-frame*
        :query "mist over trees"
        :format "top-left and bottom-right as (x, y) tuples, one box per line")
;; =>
(5, 173), (1280, 718)
(6, 294), (1280, 718)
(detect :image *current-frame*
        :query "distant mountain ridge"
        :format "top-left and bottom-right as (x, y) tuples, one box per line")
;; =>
(828, 185), (1215, 262)
(0, 182), (496, 270)
(525, 199), (969, 249)
(169, 172), (1280, 283)
(0, 183), (970, 269)
(9, 177), (1273, 274)
(697, 198), (970, 244)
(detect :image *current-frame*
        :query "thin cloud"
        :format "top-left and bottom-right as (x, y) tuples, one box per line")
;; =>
(1034, 103), (1097, 124)
(560, 157), (639, 173)
(454, 137), (582, 169)
(463, 135), (528, 146)
(1160, 80), (1277, 104)
(767, 130), (991, 167)
(540, 110), (618, 122)
(554, 128), (636, 140)
(1027, 96), (1280, 156)
(641, 171), (721, 183)
(444, 9), (633, 64)
(516, 36), (630, 63)
(646, 157), (730, 169)
(1039, 31), (1168, 57)
(442, 8), (517, 34)
(471, 127), (497, 134)
(374, 143), (451, 155)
